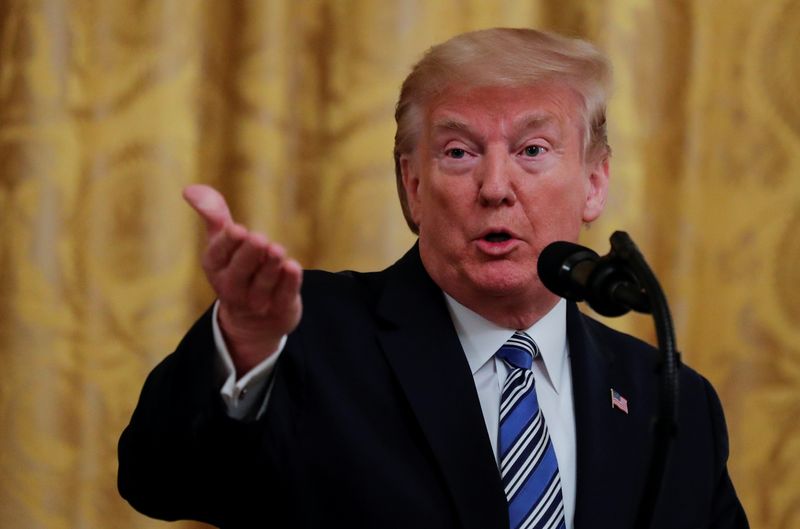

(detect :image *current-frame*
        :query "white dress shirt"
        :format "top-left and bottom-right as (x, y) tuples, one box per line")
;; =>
(213, 296), (576, 528)
(444, 296), (576, 529)
(212, 302), (281, 420)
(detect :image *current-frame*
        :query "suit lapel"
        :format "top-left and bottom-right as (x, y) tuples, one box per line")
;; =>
(567, 304), (653, 528)
(375, 245), (508, 529)
(371, 248), (656, 528)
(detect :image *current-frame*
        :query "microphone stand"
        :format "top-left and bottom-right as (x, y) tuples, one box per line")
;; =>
(606, 231), (681, 529)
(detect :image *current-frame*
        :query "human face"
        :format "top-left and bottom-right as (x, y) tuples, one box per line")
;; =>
(400, 83), (609, 326)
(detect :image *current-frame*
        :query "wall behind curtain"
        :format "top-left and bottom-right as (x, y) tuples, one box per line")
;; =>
(1, 1), (797, 528)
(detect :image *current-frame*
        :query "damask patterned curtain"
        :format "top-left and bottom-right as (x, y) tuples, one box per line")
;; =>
(1, 1), (797, 528)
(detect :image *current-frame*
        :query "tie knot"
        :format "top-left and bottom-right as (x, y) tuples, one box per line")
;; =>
(496, 331), (540, 370)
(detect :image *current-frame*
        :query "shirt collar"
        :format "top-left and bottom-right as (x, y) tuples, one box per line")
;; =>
(444, 294), (568, 394)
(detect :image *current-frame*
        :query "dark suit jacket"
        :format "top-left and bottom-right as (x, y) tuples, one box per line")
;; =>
(118, 244), (748, 529)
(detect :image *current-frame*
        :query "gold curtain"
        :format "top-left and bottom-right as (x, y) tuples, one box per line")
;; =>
(1, 1), (797, 528)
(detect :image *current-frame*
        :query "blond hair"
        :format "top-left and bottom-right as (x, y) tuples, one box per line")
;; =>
(393, 28), (612, 233)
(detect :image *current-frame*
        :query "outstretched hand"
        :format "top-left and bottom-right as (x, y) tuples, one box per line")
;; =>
(183, 184), (303, 376)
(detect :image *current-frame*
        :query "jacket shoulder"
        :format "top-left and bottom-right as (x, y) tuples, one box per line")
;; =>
(574, 309), (715, 400)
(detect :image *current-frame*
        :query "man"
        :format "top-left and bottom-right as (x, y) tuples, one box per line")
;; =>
(118, 28), (748, 529)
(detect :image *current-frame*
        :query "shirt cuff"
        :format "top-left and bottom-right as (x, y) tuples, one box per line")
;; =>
(212, 300), (287, 421)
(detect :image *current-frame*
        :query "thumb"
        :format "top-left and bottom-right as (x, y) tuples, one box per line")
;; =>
(182, 184), (233, 235)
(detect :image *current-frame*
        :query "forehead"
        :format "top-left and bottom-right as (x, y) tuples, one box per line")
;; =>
(424, 83), (584, 139)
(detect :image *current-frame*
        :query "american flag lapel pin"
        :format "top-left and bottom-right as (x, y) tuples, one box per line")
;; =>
(610, 388), (629, 414)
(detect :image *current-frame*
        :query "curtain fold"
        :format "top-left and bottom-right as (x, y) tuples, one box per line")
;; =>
(1, 2), (797, 527)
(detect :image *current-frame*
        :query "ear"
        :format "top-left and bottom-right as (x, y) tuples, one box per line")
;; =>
(400, 154), (423, 225)
(582, 157), (610, 223)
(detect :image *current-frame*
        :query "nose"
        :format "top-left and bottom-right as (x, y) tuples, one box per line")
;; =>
(477, 149), (516, 207)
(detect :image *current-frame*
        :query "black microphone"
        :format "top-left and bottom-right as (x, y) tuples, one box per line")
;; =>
(537, 240), (650, 317)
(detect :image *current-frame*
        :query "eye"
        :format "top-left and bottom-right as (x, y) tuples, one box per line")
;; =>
(446, 148), (467, 159)
(522, 145), (546, 157)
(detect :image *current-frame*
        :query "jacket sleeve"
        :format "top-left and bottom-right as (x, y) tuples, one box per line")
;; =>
(702, 377), (750, 529)
(117, 307), (273, 527)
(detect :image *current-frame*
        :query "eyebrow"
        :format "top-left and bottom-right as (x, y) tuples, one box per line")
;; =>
(431, 114), (560, 137)
(429, 118), (485, 145)
(516, 114), (559, 132)
(431, 119), (473, 133)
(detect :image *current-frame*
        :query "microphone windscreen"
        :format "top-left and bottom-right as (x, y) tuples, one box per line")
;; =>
(537, 240), (598, 299)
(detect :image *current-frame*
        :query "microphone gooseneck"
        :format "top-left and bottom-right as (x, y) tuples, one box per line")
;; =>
(538, 232), (680, 529)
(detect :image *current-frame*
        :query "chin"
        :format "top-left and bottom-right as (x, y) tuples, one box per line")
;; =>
(469, 268), (534, 298)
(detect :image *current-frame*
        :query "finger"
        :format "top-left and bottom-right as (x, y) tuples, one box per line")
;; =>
(249, 256), (301, 315)
(222, 232), (270, 300)
(249, 243), (286, 297)
(269, 259), (303, 314)
(183, 184), (233, 236)
(203, 223), (247, 273)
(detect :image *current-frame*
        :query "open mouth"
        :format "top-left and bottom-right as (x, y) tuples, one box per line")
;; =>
(483, 232), (512, 243)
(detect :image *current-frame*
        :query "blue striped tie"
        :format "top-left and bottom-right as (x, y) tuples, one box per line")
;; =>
(497, 331), (566, 529)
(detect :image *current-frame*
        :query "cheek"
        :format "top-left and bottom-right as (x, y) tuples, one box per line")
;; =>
(523, 179), (587, 229)
(421, 174), (464, 213)
(417, 179), (474, 239)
